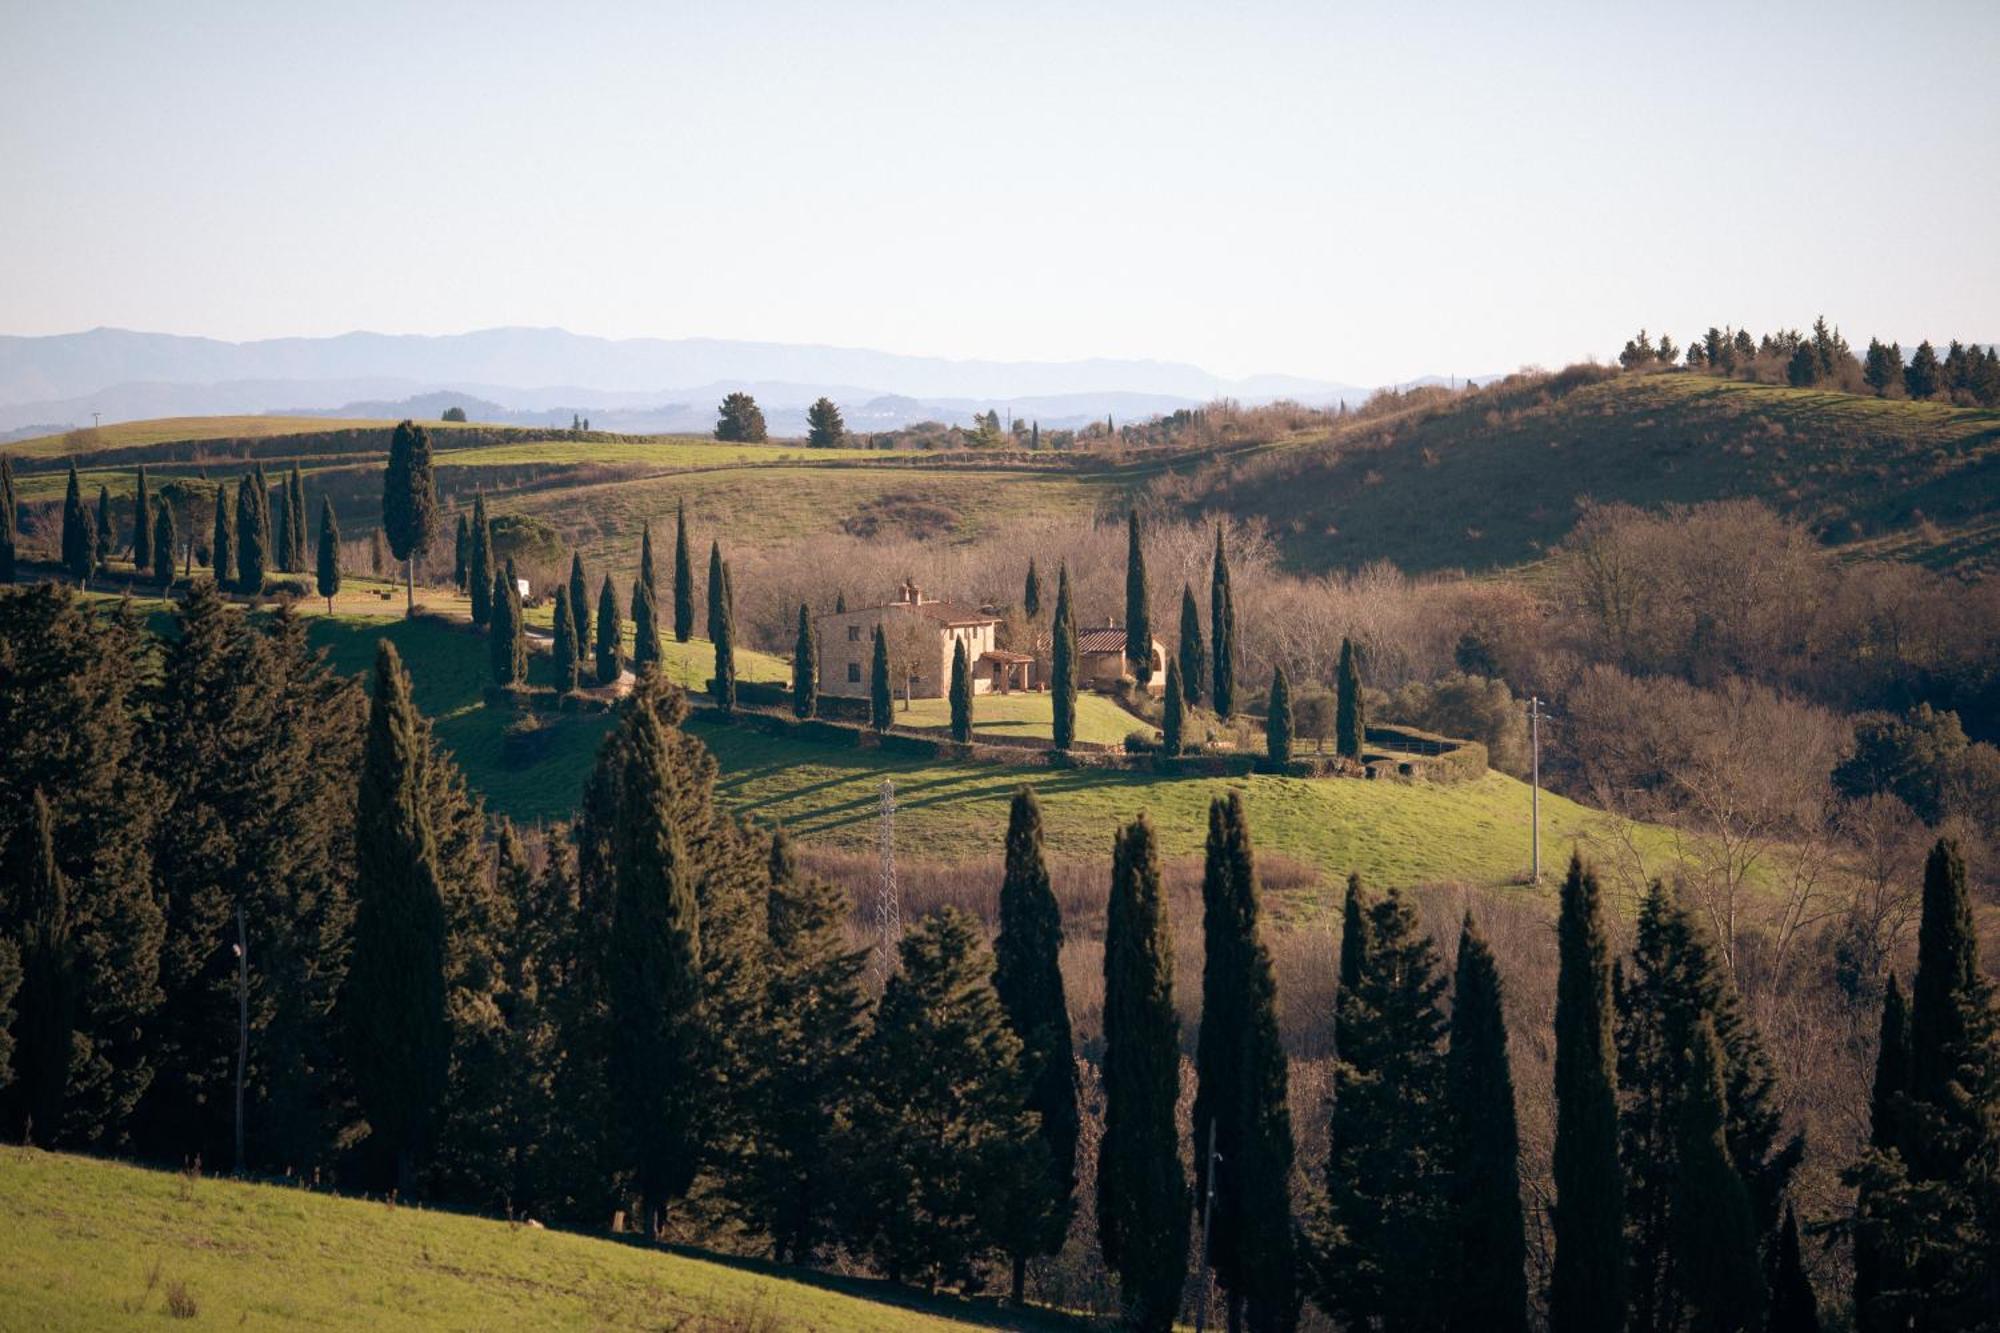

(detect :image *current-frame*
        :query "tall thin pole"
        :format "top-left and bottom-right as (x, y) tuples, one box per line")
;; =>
(1194, 1118), (1219, 1333)
(1528, 696), (1543, 884)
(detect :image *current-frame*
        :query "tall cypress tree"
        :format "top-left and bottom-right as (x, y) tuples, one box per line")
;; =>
(287, 464), (308, 572)
(1265, 666), (1293, 768)
(746, 830), (867, 1263)
(316, 497), (341, 614)
(607, 695), (706, 1231)
(0, 454), (17, 582)
(792, 603), (817, 719)
(1852, 972), (1909, 1328)
(711, 567), (736, 712)
(381, 419), (439, 615)
(632, 579), (662, 674)
(1099, 814), (1189, 1332)
(1178, 583), (1205, 707)
(639, 521), (657, 601)
(594, 575), (622, 685)
(1023, 557), (1042, 620)
(1051, 564), (1077, 752)
(1193, 793), (1295, 1332)
(61, 463), (91, 583)
(551, 584), (579, 693)
(210, 483), (231, 584)
(1669, 1012), (1766, 1332)
(1551, 853), (1627, 1333)
(706, 539), (725, 643)
(272, 476), (291, 574)
(870, 625), (892, 732)
(672, 499), (694, 643)
(1910, 838), (1981, 1123)
(490, 569), (524, 687)
(10, 791), (75, 1146)
(342, 641), (449, 1196)
(1446, 913), (1529, 1333)
(1125, 510), (1152, 684)
(991, 788), (1079, 1303)
(568, 551), (589, 653)
(1162, 657), (1186, 756)
(468, 494), (494, 627)
(1766, 1205), (1820, 1333)
(452, 512), (469, 591)
(1317, 882), (1450, 1329)
(1210, 528), (1235, 718)
(235, 472), (267, 594)
(151, 499), (176, 592)
(1336, 637), (1365, 759)
(133, 465), (152, 573)
(949, 639), (973, 743)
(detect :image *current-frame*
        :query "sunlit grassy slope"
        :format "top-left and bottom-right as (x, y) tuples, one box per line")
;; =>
(6, 415), (486, 458)
(894, 691), (1151, 746)
(0, 1149), (1074, 1331)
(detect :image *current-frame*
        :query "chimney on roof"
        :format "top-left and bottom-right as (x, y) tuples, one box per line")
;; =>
(900, 579), (922, 605)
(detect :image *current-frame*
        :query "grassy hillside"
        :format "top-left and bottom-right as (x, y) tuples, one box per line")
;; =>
(895, 691), (1150, 746)
(6, 414), (438, 457)
(0, 1149), (1073, 1331)
(1172, 371), (2000, 573)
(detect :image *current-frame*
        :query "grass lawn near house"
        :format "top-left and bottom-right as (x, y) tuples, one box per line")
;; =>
(892, 690), (1151, 747)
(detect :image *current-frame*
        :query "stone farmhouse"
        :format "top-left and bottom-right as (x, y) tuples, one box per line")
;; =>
(816, 580), (1034, 700)
(1074, 620), (1167, 695)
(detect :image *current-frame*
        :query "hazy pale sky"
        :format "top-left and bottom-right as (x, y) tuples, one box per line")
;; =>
(3, 0), (1995, 384)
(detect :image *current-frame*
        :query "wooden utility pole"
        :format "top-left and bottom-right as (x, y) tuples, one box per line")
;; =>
(1528, 696), (1545, 884)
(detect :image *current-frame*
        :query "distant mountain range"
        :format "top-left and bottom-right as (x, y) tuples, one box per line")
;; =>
(0, 326), (1482, 434)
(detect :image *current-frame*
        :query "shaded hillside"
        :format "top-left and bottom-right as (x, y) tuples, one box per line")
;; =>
(1159, 371), (2000, 573)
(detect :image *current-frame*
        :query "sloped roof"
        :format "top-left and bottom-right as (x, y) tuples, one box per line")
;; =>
(908, 600), (997, 627)
(1076, 627), (1133, 654)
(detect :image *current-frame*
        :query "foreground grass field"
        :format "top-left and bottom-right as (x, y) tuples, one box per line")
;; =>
(0, 1150), (1075, 1331)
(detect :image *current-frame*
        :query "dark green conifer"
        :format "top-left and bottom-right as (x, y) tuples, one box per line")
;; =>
(211, 483), (232, 583)
(287, 463), (308, 571)
(151, 499), (175, 592)
(1125, 510), (1152, 684)
(316, 497), (341, 614)
(1193, 793), (1295, 1332)
(711, 566), (736, 712)
(133, 465), (152, 573)
(991, 788), (1079, 1303)
(1265, 666), (1293, 768)
(0, 454), (17, 582)
(949, 639), (973, 743)
(746, 830), (868, 1263)
(792, 604), (817, 719)
(706, 539), (725, 643)
(94, 485), (112, 571)
(1446, 913), (1529, 1333)
(10, 791), (75, 1145)
(235, 472), (267, 594)
(1336, 637), (1365, 759)
(381, 419), (439, 615)
(639, 521), (656, 599)
(568, 551), (589, 651)
(672, 500), (694, 643)
(1098, 814), (1189, 1332)
(631, 579), (661, 674)
(1023, 557), (1041, 620)
(1051, 564), (1077, 752)
(1669, 1012), (1766, 1331)
(1853, 974), (1908, 1323)
(848, 908), (1040, 1292)
(1178, 583), (1205, 707)
(61, 463), (91, 583)
(1210, 528), (1235, 717)
(453, 513), (469, 590)
(490, 569), (524, 687)
(468, 494), (494, 627)
(1162, 657), (1185, 756)
(551, 584), (579, 693)
(870, 624), (892, 732)
(606, 694), (706, 1230)
(342, 641), (449, 1196)
(1766, 1205), (1820, 1333)
(594, 576), (621, 686)
(1550, 853), (1627, 1333)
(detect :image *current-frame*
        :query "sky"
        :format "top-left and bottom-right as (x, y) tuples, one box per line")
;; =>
(2, 0), (1996, 385)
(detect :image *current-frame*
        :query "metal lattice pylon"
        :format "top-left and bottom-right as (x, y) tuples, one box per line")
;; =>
(874, 778), (901, 985)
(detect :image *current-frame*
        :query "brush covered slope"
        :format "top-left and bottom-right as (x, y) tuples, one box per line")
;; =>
(0, 1149), (1077, 1331)
(1165, 369), (2000, 573)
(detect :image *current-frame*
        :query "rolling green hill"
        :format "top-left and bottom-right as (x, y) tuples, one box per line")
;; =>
(0, 1149), (1075, 1331)
(1171, 370), (2000, 573)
